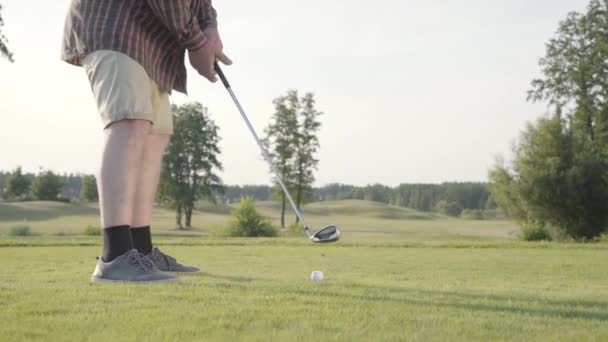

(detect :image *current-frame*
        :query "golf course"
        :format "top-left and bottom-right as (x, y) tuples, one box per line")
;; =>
(2, 0), (608, 340)
(1, 200), (607, 341)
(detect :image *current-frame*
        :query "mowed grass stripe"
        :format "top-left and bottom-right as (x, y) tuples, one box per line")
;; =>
(1, 245), (608, 341)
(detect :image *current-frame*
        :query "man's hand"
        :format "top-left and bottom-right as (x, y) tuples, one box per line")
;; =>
(188, 28), (232, 82)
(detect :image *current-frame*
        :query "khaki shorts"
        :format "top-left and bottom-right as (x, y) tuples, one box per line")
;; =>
(82, 50), (173, 135)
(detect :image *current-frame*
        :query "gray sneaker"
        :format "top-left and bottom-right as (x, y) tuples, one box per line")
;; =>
(147, 247), (200, 273)
(90, 249), (179, 283)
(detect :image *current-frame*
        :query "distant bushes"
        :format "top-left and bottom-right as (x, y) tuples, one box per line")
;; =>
(9, 223), (33, 236)
(461, 209), (484, 220)
(521, 223), (552, 242)
(219, 197), (277, 237)
(84, 225), (101, 236)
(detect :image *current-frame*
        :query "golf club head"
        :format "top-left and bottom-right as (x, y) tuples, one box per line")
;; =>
(310, 225), (340, 243)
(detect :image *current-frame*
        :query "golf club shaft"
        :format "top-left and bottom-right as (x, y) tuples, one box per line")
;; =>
(214, 63), (312, 236)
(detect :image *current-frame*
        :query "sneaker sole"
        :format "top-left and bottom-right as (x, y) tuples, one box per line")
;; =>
(90, 276), (180, 284)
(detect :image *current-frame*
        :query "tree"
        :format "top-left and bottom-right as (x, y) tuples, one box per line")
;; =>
(491, 0), (608, 239)
(0, 4), (13, 62)
(4, 167), (30, 200)
(293, 92), (322, 222)
(158, 103), (223, 229)
(31, 170), (63, 201)
(80, 175), (99, 202)
(528, 0), (608, 149)
(265, 91), (299, 228)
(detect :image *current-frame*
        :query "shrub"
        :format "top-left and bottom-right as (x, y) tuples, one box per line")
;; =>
(283, 223), (305, 237)
(225, 197), (277, 237)
(444, 202), (463, 217)
(84, 225), (101, 236)
(9, 224), (32, 236)
(461, 209), (484, 220)
(521, 223), (552, 242)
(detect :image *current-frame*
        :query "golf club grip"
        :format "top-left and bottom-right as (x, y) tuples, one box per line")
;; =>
(214, 62), (230, 88)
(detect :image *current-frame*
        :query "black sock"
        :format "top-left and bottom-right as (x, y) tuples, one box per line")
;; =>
(102, 225), (133, 262)
(131, 225), (153, 255)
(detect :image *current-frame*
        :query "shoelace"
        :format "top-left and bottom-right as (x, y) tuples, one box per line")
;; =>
(128, 250), (156, 273)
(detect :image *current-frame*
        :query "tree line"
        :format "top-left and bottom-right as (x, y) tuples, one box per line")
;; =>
(219, 182), (495, 215)
(490, 0), (608, 240)
(0, 168), (97, 202)
(0, 168), (495, 215)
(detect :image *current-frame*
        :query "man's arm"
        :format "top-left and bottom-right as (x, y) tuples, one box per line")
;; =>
(145, 0), (207, 51)
(198, 0), (218, 30)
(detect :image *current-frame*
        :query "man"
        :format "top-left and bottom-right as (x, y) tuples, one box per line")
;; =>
(61, 0), (231, 283)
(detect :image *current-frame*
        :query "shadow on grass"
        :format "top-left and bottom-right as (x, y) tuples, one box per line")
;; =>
(350, 283), (608, 311)
(192, 272), (255, 283)
(289, 284), (608, 322)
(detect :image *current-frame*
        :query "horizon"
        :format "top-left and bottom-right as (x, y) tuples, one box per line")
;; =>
(0, 167), (491, 187)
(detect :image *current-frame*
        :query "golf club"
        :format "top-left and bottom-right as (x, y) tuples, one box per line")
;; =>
(214, 62), (340, 243)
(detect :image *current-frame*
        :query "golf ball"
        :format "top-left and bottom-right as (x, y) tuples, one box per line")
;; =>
(311, 270), (324, 281)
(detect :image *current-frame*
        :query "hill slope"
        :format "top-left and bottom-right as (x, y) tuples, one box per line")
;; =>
(0, 200), (516, 240)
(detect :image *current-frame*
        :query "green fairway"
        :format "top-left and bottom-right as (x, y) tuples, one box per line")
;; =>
(1, 240), (608, 341)
(0, 200), (517, 242)
(1, 200), (607, 340)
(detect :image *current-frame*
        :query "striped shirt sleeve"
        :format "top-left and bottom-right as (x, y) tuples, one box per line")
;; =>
(198, 0), (218, 29)
(145, 0), (208, 51)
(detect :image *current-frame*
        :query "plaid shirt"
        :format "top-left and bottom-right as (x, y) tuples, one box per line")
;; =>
(61, 0), (217, 93)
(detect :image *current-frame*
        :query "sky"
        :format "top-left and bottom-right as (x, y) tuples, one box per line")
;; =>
(0, 0), (591, 186)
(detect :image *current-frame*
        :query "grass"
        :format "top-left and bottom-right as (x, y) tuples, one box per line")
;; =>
(1, 200), (607, 340)
(1, 242), (608, 341)
(0, 200), (517, 241)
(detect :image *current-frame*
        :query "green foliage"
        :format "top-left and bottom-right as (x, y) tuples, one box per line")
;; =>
(444, 202), (463, 217)
(265, 90), (323, 226)
(4, 167), (31, 200)
(83, 225), (100, 236)
(363, 184), (392, 203)
(9, 223), (32, 236)
(491, 1), (608, 240)
(31, 170), (64, 201)
(284, 223), (305, 237)
(265, 91), (299, 227)
(225, 197), (277, 237)
(521, 223), (552, 242)
(461, 209), (484, 220)
(293, 92), (322, 218)
(80, 175), (98, 202)
(158, 103), (223, 228)
(0, 4), (13, 62)
(491, 116), (608, 239)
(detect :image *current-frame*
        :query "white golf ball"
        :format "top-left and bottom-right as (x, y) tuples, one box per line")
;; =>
(310, 270), (324, 281)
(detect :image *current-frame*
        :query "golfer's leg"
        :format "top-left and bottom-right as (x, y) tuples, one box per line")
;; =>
(130, 134), (170, 254)
(84, 51), (178, 283)
(98, 119), (151, 229)
(129, 85), (199, 273)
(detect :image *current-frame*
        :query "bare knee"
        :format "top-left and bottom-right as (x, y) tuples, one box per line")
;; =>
(149, 134), (171, 150)
(104, 119), (151, 144)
